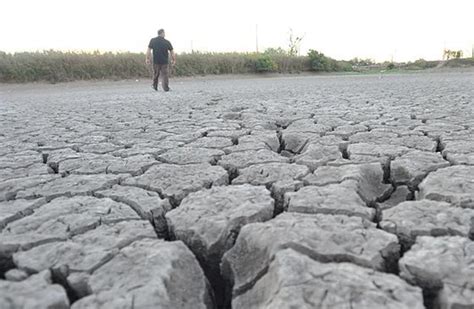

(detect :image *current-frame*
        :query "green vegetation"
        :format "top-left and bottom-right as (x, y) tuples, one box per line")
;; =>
(0, 50), (148, 83)
(0, 50), (313, 83)
(308, 50), (352, 72)
(1, 49), (472, 84)
(402, 59), (438, 70)
(255, 54), (278, 72)
(387, 62), (395, 70)
(0, 49), (347, 83)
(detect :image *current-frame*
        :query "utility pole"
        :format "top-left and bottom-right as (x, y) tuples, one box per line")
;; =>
(255, 24), (259, 53)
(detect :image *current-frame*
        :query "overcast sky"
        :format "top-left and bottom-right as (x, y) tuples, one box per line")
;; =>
(1, 0), (472, 62)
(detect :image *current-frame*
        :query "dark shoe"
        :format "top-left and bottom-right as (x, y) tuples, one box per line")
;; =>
(152, 84), (158, 91)
(163, 88), (171, 92)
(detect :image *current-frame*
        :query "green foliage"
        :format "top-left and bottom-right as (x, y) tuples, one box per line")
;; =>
(0, 50), (149, 83)
(255, 54), (277, 72)
(402, 59), (438, 70)
(307, 50), (328, 71)
(307, 50), (351, 72)
(350, 57), (375, 66)
(414, 59), (438, 68)
(387, 62), (395, 70)
(0, 49), (355, 83)
(3, 49), (471, 84)
(263, 47), (286, 55)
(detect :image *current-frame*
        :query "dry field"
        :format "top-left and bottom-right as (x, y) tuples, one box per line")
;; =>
(1, 71), (473, 308)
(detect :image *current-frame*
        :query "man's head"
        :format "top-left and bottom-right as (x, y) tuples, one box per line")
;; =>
(158, 29), (165, 37)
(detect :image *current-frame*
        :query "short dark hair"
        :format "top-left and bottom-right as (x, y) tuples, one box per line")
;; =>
(158, 29), (165, 35)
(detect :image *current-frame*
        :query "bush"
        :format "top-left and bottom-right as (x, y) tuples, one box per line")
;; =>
(402, 59), (438, 70)
(308, 50), (329, 71)
(307, 50), (351, 72)
(255, 54), (278, 72)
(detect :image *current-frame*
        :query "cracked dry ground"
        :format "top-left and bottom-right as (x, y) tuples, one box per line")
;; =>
(0, 71), (473, 309)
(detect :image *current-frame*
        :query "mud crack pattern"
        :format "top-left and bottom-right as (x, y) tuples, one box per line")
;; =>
(1, 71), (473, 308)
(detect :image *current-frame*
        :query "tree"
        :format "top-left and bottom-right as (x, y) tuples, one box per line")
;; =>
(288, 29), (304, 56)
(307, 50), (331, 71)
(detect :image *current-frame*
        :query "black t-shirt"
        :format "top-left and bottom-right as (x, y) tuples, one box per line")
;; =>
(148, 37), (173, 64)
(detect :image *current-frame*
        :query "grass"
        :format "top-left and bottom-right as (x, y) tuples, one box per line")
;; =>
(0, 50), (312, 83)
(1, 50), (472, 84)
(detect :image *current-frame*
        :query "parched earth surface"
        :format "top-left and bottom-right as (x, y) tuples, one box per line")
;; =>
(0, 71), (473, 309)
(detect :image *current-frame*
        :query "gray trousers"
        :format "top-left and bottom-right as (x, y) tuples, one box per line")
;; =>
(152, 63), (169, 91)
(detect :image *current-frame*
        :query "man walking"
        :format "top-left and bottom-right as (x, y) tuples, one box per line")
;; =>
(146, 29), (176, 91)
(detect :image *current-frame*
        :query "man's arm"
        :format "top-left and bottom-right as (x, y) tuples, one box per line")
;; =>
(168, 41), (176, 65)
(170, 50), (176, 65)
(145, 47), (152, 65)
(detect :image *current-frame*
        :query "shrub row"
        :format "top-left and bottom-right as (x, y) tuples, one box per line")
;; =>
(1, 50), (472, 83)
(0, 49), (349, 83)
(0, 51), (150, 83)
(0, 50), (310, 83)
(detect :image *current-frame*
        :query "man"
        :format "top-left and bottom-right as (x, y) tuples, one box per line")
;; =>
(146, 29), (176, 91)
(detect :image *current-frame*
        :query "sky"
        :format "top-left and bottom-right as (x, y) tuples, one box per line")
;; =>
(1, 0), (473, 62)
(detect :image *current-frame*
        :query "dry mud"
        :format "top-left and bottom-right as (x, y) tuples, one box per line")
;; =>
(1, 71), (473, 308)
